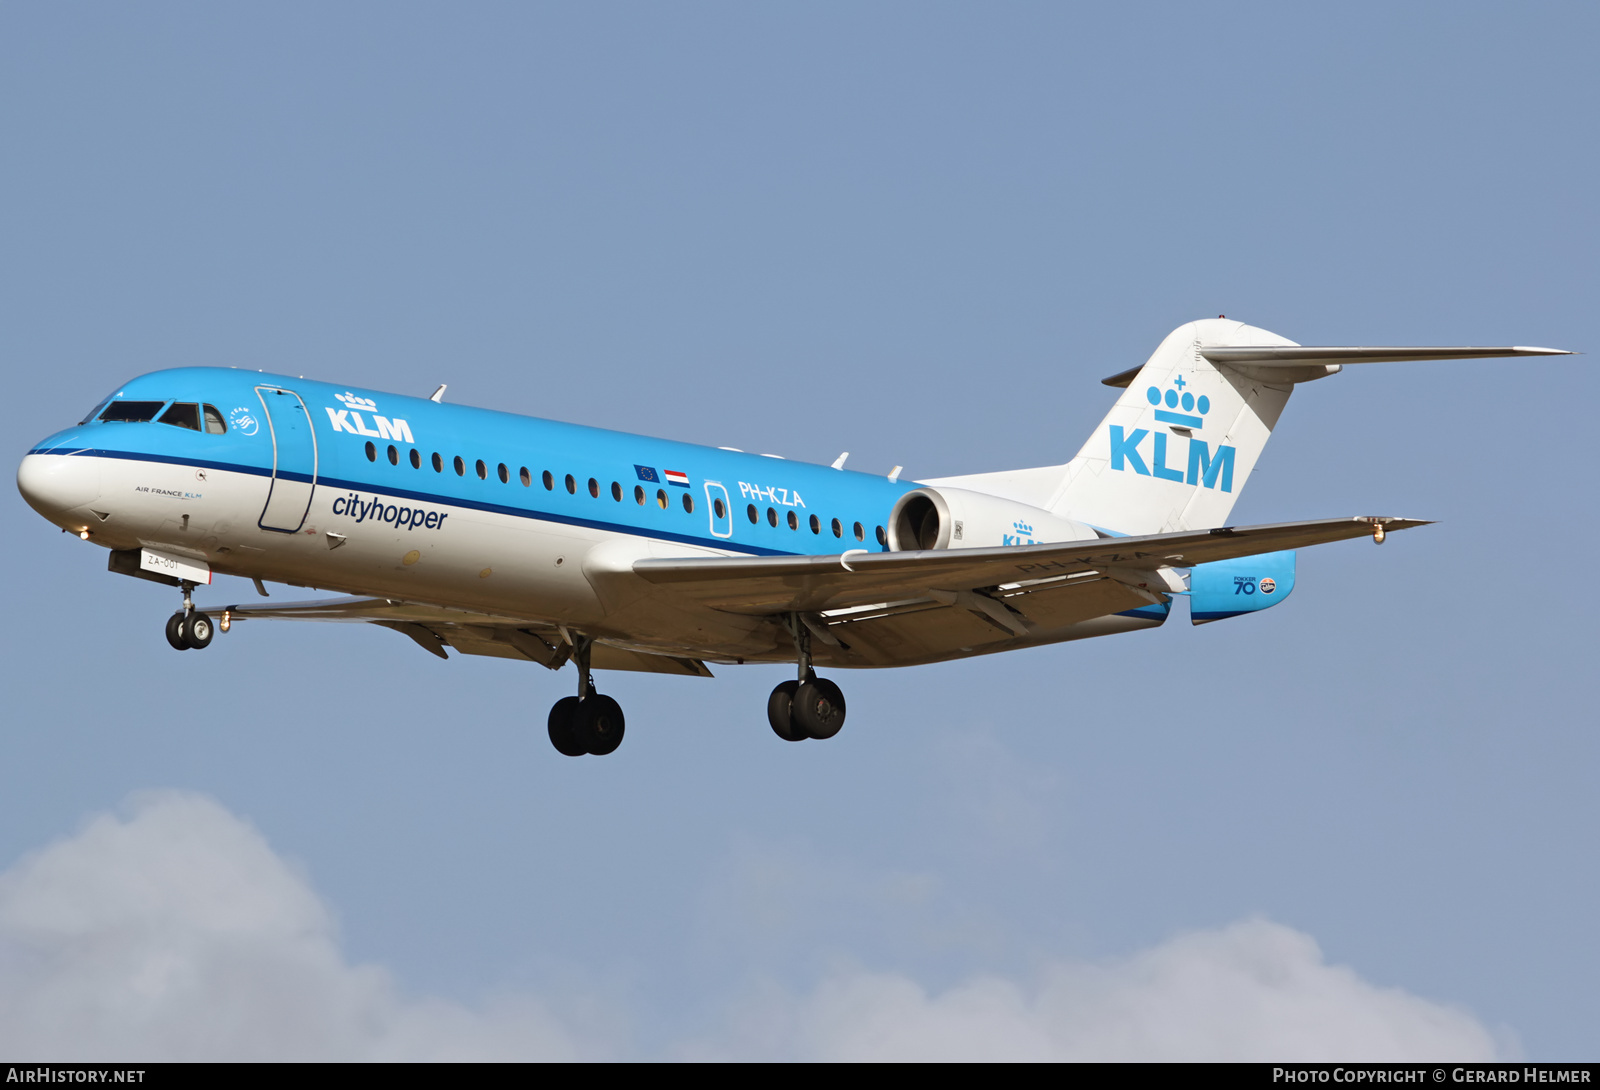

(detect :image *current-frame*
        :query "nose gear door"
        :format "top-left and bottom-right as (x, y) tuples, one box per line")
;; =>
(255, 386), (318, 533)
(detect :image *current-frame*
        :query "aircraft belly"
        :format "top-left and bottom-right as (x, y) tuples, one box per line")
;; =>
(83, 458), (1170, 672)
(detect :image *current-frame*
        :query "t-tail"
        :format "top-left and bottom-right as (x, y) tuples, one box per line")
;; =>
(927, 317), (1570, 536)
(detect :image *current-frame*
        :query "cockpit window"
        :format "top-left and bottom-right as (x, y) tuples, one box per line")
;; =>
(203, 404), (227, 434)
(99, 401), (165, 423)
(158, 403), (202, 431)
(79, 397), (113, 425)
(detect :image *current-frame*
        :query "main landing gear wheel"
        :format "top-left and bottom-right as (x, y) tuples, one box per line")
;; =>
(547, 694), (627, 757)
(165, 613), (189, 651)
(767, 680), (804, 741)
(792, 676), (846, 739)
(773, 614), (847, 742)
(546, 636), (627, 757)
(575, 694), (625, 756)
(548, 696), (586, 757)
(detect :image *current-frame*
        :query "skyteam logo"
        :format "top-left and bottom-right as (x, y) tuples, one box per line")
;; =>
(1108, 375), (1235, 492)
(229, 406), (259, 436)
(325, 391), (415, 444)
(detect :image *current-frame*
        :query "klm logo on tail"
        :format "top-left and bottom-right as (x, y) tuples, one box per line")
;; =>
(1108, 378), (1235, 492)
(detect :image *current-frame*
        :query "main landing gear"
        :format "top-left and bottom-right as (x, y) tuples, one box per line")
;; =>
(547, 636), (626, 757)
(767, 614), (847, 742)
(164, 581), (215, 651)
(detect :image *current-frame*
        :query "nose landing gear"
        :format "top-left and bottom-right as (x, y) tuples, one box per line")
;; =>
(767, 614), (847, 742)
(163, 580), (215, 651)
(546, 636), (626, 757)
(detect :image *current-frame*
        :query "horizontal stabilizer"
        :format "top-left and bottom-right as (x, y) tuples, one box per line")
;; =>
(1103, 345), (1572, 387)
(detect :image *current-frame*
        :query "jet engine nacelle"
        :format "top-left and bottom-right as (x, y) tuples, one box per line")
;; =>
(887, 486), (1100, 551)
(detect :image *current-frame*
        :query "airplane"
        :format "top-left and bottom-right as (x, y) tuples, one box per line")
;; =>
(16, 317), (1571, 757)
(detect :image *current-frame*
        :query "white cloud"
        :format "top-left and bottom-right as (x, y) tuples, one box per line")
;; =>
(0, 793), (1510, 1061)
(0, 792), (586, 1061)
(699, 922), (1509, 1061)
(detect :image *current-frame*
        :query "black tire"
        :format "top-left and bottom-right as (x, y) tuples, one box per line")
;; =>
(165, 613), (189, 651)
(767, 680), (804, 741)
(183, 611), (214, 649)
(547, 696), (585, 757)
(792, 677), (846, 740)
(575, 694), (626, 756)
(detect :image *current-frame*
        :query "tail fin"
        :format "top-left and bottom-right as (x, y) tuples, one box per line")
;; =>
(925, 318), (1568, 536)
(1047, 317), (1298, 535)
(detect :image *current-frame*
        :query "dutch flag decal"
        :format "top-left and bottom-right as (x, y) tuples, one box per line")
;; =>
(664, 470), (690, 487)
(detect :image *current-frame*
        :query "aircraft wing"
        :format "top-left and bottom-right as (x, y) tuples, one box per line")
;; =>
(632, 515), (1428, 615)
(216, 596), (714, 676)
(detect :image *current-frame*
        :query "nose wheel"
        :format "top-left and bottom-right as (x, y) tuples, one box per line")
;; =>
(163, 581), (215, 650)
(547, 636), (626, 757)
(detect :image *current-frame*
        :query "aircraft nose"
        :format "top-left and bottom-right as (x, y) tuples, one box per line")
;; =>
(17, 452), (102, 518)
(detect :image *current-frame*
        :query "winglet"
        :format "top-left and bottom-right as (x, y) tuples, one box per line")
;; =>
(428, 384), (447, 403)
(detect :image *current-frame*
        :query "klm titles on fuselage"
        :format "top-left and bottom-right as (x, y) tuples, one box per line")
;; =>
(324, 392), (415, 445)
(1108, 379), (1236, 492)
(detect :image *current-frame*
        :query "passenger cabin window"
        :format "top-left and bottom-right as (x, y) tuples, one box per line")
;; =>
(432, 452), (444, 472)
(99, 401), (165, 423)
(203, 405), (227, 434)
(410, 449), (421, 469)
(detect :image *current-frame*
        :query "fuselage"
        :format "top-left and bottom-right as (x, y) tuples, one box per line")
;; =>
(19, 367), (927, 658)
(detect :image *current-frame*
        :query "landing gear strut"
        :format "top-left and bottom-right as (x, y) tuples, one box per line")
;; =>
(767, 614), (847, 742)
(164, 580), (215, 651)
(547, 635), (626, 757)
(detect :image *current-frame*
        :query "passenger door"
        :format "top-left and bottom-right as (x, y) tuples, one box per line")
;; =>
(256, 386), (318, 533)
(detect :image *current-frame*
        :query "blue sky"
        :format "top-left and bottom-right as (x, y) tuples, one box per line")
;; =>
(2, 2), (1594, 1059)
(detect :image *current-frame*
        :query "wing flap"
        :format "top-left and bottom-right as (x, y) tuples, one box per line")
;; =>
(220, 596), (710, 676)
(633, 516), (1427, 614)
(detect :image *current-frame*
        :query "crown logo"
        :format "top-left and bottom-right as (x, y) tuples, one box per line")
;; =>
(335, 391), (378, 412)
(1145, 375), (1209, 429)
(1012, 521), (1034, 535)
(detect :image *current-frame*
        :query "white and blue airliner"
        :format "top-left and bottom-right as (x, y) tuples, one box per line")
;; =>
(17, 318), (1568, 756)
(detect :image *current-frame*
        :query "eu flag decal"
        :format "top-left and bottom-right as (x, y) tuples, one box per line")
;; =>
(634, 465), (660, 483)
